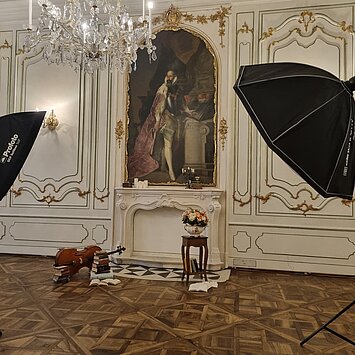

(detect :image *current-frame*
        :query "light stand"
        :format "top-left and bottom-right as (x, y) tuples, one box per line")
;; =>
(300, 300), (354, 346)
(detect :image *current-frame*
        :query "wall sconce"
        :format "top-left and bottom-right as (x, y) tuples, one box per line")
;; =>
(42, 109), (59, 130)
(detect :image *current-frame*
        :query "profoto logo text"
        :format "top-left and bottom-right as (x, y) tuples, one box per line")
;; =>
(1, 134), (20, 164)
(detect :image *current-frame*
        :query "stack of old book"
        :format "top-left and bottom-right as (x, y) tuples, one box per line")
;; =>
(90, 250), (113, 279)
(52, 265), (70, 283)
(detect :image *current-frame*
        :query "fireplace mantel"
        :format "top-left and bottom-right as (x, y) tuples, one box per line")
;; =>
(113, 187), (224, 270)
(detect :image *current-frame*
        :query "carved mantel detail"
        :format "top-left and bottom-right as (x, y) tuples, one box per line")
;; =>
(114, 187), (223, 269)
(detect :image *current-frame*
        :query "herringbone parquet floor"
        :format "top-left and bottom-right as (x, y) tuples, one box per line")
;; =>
(0, 254), (354, 354)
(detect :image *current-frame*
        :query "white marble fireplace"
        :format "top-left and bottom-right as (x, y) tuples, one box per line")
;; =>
(113, 187), (224, 270)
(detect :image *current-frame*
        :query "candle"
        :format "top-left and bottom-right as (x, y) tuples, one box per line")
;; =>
(148, 1), (153, 17)
(142, 0), (146, 19)
(29, 0), (32, 27)
(128, 18), (133, 32)
(148, 2), (153, 35)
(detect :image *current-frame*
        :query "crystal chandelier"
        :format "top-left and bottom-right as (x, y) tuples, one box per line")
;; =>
(24, 0), (157, 73)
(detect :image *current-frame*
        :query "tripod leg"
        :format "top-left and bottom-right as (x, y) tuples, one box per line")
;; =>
(300, 300), (354, 346)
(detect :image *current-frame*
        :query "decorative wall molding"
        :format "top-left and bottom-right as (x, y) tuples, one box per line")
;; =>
(0, 39), (11, 49)
(233, 231), (252, 252)
(232, 192), (252, 207)
(255, 232), (355, 260)
(153, 4), (231, 47)
(92, 225), (109, 245)
(115, 120), (124, 148)
(9, 222), (90, 243)
(237, 22), (254, 35)
(0, 222), (5, 240)
(218, 117), (228, 150)
(233, 11), (254, 216)
(0, 31), (13, 116)
(94, 190), (110, 203)
(255, 7), (354, 213)
(11, 187), (90, 205)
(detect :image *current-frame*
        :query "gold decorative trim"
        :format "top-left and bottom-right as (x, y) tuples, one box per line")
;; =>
(262, 11), (353, 41)
(298, 11), (315, 32)
(268, 26), (346, 51)
(237, 22), (254, 35)
(16, 47), (25, 55)
(265, 181), (320, 201)
(94, 191), (110, 202)
(78, 190), (90, 198)
(256, 191), (322, 214)
(255, 193), (272, 204)
(154, 4), (231, 47)
(341, 198), (355, 207)
(12, 187), (89, 204)
(38, 194), (60, 205)
(210, 6), (232, 48)
(261, 27), (275, 40)
(38, 189), (90, 205)
(338, 20), (354, 33)
(115, 120), (124, 148)
(289, 201), (320, 214)
(156, 4), (183, 26)
(232, 192), (252, 207)
(11, 187), (23, 197)
(218, 117), (228, 150)
(39, 189), (90, 205)
(125, 25), (218, 186)
(0, 40), (12, 50)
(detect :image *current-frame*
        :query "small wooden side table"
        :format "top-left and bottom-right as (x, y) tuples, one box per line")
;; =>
(181, 235), (208, 283)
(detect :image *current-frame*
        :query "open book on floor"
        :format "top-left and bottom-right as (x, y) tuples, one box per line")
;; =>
(89, 278), (121, 286)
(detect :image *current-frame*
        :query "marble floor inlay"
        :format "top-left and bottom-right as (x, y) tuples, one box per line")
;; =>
(110, 263), (231, 282)
(0, 254), (354, 354)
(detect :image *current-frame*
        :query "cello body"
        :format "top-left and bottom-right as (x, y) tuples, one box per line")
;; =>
(55, 245), (102, 276)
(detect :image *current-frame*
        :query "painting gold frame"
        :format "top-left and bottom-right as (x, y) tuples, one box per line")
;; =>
(125, 27), (217, 186)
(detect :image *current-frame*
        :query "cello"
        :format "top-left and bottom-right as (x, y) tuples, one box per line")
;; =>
(54, 245), (125, 276)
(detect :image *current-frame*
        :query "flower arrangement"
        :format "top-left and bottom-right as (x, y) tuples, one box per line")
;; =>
(182, 208), (208, 227)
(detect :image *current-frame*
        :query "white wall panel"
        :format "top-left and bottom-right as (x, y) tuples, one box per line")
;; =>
(0, 31), (12, 115)
(229, 1), (355, 275)
(9, 222), (89, 243)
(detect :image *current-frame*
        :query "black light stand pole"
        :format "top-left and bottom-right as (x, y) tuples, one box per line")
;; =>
(300, 300), (354, 346)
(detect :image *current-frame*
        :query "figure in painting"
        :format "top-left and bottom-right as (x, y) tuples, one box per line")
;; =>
(128, 69), (187, 181)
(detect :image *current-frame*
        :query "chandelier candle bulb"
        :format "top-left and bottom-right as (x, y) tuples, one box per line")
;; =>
(29, 0), (32, 27)
(128, 19), (133, 32)
(143, 0), (146, 19)
(148, 1), (153, 34)
(148, 2), (153, 14)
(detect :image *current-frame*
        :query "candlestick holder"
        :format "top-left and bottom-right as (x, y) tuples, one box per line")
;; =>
(181, 167), (195, 189)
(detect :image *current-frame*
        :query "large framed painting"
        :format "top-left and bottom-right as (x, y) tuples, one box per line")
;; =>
(126, 28), (217, 185)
